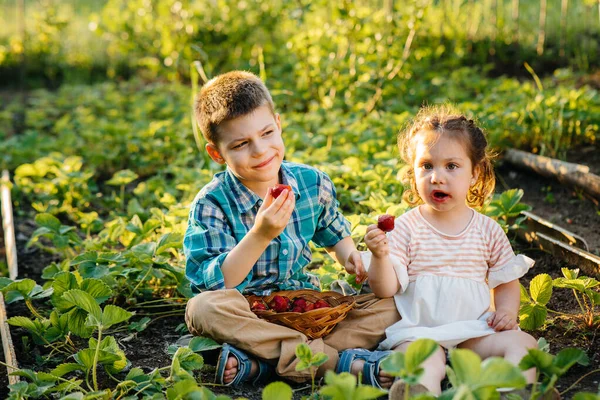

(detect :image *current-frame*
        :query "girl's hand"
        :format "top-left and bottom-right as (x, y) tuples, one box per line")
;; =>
(365, 224), (389, 259)
(487, 308), (519, 331)
(345, 250), (367, 284)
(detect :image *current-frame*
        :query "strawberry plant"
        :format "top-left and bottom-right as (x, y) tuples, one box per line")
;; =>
(552, 268), (600, 328)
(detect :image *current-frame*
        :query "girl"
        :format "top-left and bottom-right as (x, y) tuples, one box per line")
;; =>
(364, 105), (537, 395)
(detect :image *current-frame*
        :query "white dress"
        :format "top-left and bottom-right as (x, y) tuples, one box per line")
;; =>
(363, 207), (534, 350)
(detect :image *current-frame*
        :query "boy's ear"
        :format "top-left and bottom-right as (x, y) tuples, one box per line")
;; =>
(206, 143), (226, 165)
(275, 113), (281, 131)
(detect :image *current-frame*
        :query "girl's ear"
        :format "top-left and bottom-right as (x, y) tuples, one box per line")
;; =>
(206, 143), (226, 164)
(471, 165), (481, 185)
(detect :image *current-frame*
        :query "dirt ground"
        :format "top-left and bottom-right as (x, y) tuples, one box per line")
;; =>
(1, 146), (600, 399)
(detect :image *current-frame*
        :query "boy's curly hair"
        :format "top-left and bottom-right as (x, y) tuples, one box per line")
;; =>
(194, 71), (275, 144)
(398, 104), (496, 209)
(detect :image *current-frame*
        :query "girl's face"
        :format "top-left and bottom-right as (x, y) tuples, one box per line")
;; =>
(413, 131), (478, 215)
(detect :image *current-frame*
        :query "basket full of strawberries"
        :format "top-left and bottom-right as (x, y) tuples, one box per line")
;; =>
(246, 289), (355, 339)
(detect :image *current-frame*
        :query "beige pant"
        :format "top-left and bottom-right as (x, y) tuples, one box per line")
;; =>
(185, 289), (400, 382)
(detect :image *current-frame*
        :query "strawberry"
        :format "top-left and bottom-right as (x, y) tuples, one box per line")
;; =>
(269, 295), (290, 313)
(291, 306), (303, 313)
(271, 184), (292, 199)
(292, 298), (307, 310)
(251, 300), (267, 311)
(314, 299), (330, 309)
(304, 302), (315, 312)
(377, 214), (395, 232)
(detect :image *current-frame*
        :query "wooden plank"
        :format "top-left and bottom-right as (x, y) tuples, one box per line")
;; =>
(1, 170), (18, 280)
(518, 211), (589, 251)
(1, 170), (19, 384)
(0, 292), (19, 385)
(524, 231), (600, 278)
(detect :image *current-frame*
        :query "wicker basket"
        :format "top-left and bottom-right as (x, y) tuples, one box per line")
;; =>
(246, 289), (355, 339)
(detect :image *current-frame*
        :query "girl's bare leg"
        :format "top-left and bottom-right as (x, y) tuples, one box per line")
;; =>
(393, 342), (447, 395)
(458, 331), (538, 383)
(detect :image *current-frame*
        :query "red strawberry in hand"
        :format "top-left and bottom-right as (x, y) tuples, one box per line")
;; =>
(271, 184), (292, 199)
(269, 295), (290, 313)
(377, 214), (395, 232)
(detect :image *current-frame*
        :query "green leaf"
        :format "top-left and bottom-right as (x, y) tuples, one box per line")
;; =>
(90, 336), (129, 374)
(448, 349), (481, 385)
(262, 381), (293, 400)
(320, 371), (358, 399)
(61, 289), (102, 325)
(553, 348), (589, 375)
(35, 213), (61, 232)
(519, 349), (554, 371)
(519, 303), (548, 331)
(530, 274), (553, 305)
(3, 279), (37, 302)
(381, 351), (406, 377)
(156, 232), (183, 255)
(80, 279), (112, 304)
(74, 348), (120, 371)
(573, 393), (600, 400)
(295, 360), (310, 372)
(52, 272), (79, 311)
(67, 308), (95, 338)
(479, 357), (527, 389)
(8, 316), (38, 331)
(130, 242), (156, 262)
(51, 363), (84, 377)
(353, 385), (389, 399)
(188, 336), (222, 353)
(405, 339), (438, 373)
(311, 352), (329, 368)
(295, 343), (312, 363)
(106, 169), (139, 186)
(561, 268), (579, 279)
(101, 305), (133, 329)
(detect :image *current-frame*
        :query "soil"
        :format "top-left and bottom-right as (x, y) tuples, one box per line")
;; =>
(1, 146), (599, 399)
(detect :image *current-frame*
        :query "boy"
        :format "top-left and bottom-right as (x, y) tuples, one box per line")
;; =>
(184, 71), (400, 388)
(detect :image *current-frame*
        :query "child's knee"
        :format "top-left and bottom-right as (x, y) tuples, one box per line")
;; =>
(517, 331), (538, 350)
(185, 292), (220, 334)
(424, 348), (447, 380)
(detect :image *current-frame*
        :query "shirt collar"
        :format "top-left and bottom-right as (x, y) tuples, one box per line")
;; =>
(225, 162), (301, 214)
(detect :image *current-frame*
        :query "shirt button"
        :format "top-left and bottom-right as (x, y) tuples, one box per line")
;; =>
(282, 249), (288, 256)
(257, 200), (263, 206)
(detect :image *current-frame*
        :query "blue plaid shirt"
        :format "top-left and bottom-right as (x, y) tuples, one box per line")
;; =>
(184, 161), (351, 295)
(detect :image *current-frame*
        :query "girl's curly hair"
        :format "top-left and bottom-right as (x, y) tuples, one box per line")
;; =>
(398, 104), (496, 209)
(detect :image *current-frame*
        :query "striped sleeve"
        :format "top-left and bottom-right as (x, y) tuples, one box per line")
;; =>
(485, 217), (534, 288)
(486, 219), (516, 272)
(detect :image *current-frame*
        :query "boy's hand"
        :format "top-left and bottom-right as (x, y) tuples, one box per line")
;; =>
(345, 250), (367, 284)
(250, 188), (295, 241)
(487, 308), (519, 331)
(365, 224), (390, 259)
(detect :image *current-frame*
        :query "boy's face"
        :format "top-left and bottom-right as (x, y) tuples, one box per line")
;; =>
(206, 104), (284, 194)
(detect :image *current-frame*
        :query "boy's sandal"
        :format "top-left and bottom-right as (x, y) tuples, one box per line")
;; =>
(337, 348), (395, 389)
(215, 343), (274, 387)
